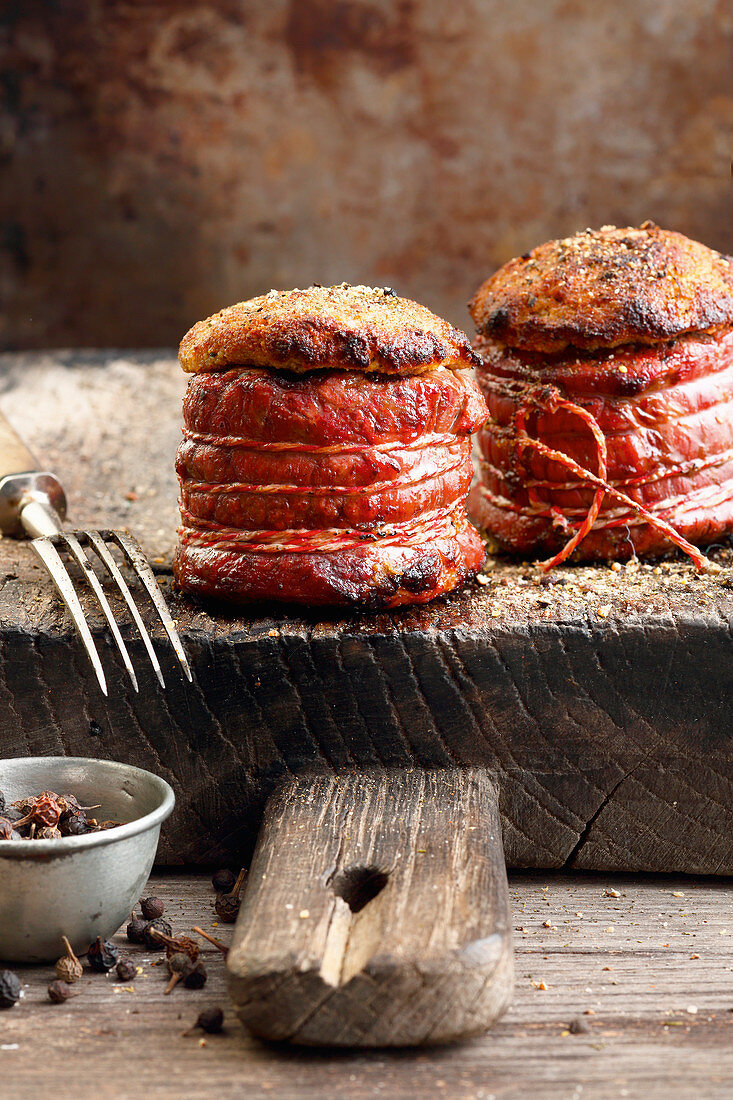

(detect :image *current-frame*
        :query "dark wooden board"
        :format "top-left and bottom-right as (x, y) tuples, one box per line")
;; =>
(4, 870), (733, 1099)
(0, 352), (732, 873)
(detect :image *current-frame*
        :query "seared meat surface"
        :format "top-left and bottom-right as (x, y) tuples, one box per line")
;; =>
(468, 226), (733, 565)
(175, 288), (487, 607)
(180, 283), (479, 376)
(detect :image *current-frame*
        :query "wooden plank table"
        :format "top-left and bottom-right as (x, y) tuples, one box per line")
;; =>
(0, 354), (731, 1093)
(0, 351), (732, 874)
(2, 870), (731, 1099)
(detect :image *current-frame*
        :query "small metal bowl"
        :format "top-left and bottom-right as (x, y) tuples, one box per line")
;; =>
(0, 756), (175, 962)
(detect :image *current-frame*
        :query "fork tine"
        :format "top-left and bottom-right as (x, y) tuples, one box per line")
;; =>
(31, 537), (108, 696)
(109, 530), (193, 682)
(85, 531), (166, 690)
(63, 533), (139, 693)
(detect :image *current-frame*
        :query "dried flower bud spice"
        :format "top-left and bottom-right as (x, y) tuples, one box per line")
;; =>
(147, 927), (200, 962)
(166, 934), (199, 961)
(214, 868), (247, 924)
(116, 958), (137, 983)
(143, 918), (173, 951)
(87, 936), (119, 973)
(198, 1006), (224, 1033)
(20, 792), (61, 829)
(183, 1007), (225, 1036)
(192, 927), (229, 958)
(48, 979), (79, 1004)
(183, 961), (208, 990)
(126, 913), (148, 945)
(0, 970), (22, 1008)
(167, 952), (191, 975)
(55, 936), (83, 983)
(212, 869), (236, 894)
(12, 796), (37, 815)
(164, 952), (195, 994)
(3, 790), (115, 840)
(140, 897), (165, 921)
(56, 794), (82, 819)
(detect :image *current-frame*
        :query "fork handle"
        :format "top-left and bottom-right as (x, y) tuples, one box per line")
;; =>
(0, 407), (38, 476)
(0, 407), (67, 536)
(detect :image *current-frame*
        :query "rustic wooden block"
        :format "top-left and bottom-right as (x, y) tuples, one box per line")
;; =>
(0, 353), (731, 875)
(227, 769), (513, 1046)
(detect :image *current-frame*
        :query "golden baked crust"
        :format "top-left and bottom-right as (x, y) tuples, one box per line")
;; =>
(180, 284), (479, 375)
(469, 224), (733, 352)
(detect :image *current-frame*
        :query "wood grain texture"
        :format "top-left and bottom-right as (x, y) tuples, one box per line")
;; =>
(228, 770), (512, 1046)
(3, 870), (732, 1099)
(0, 353), (732, 874)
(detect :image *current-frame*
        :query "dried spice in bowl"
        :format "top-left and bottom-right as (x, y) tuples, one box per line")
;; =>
(0, 789), (123, 840)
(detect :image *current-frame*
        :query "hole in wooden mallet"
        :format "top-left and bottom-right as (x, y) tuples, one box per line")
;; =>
(330, 865), (389, 913)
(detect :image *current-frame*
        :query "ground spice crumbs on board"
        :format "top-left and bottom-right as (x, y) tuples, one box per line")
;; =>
(473, 544), (733, 622)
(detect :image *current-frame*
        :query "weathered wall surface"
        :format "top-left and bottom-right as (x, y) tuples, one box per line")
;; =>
(1, 0), (732, 348)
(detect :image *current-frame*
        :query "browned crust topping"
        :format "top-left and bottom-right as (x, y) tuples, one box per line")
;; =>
(469, 224), (733, 352)
(180, 284), (479, 375)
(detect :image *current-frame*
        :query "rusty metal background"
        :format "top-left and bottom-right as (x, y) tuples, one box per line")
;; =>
(1, 0), (732, 348)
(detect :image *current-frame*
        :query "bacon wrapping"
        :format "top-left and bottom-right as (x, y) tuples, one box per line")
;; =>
(468, 331), (733, 568)
(175, 367), (488, 607)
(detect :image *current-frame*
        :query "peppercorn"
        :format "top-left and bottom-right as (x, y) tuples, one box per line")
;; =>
(164, 952), (195, 994)
(36, 825), (62, 840)
(55, 936), (83, 983)
(0, 790), (5, 814)
(126, 913), (147, 945)
(184, 1007), (224, 1036)
(115, 958), (137, 983)
(183, 961), (208, 989)
(140, 897), (165, 921)
(48, 979), (79, 1004)
(61, 813), (93, 837)
(212, 868), (236, 894)
(0, 970), (22, 1008)
(87, 936), (118, 973)
(143, 917), (172, 950)
(214, 868), (247, 923)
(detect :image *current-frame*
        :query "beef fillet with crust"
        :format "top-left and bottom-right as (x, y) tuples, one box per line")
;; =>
(468, 224), (733, 566)
(174, 284), (488, 607)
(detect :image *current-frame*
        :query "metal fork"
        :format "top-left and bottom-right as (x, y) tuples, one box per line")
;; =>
(0, 408), (192, 696)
